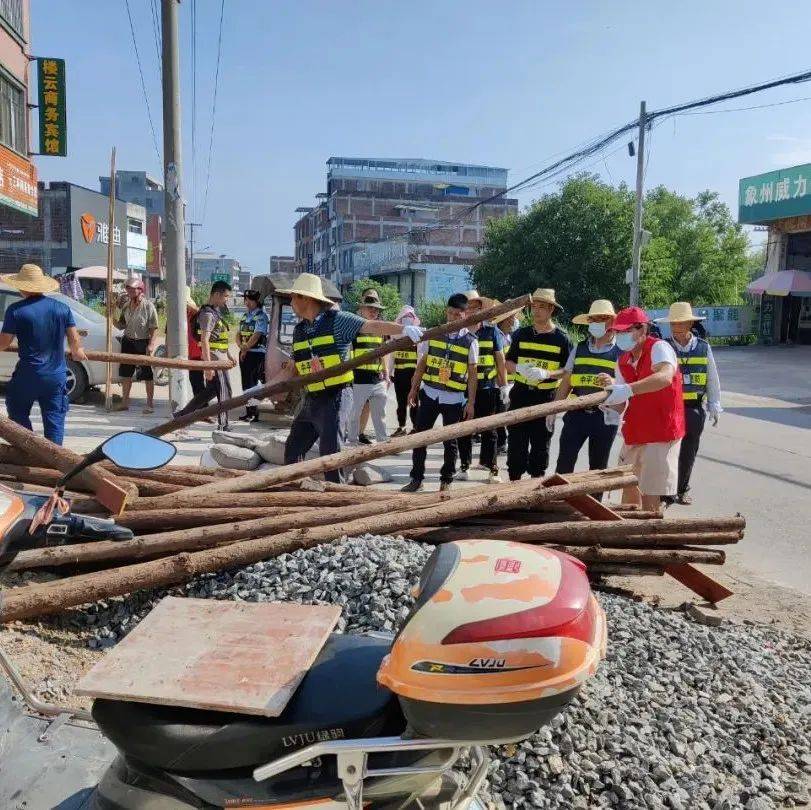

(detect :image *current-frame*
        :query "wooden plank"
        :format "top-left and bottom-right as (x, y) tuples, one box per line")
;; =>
(545, 473), (733, 603)
(76, 597), (340, 716)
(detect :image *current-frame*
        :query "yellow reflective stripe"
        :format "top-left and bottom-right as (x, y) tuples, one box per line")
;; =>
(678, 356), (707, 366)
(570, 373), (603, 389)
(686, 372), (707, 386)
(683, 391), (701, 400)
(426, 355), (467, 374)
(394, 350), (416, 359)
(573, 356), (616, 369)
(423, 373), (466, 391)
(295, 353), (353, 392)
(478, 340), (494, 349)
(428, 339), (469, 357)
(518, 341), (561, 354)
(478, 354), (496, 366)
(293, 333), (337, 351)
(355, 336), (383, 345)
(516, 356), (560, 372)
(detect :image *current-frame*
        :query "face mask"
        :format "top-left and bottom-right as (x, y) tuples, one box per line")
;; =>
(588, 322), (607, 339)
(616, 332), (635, 352)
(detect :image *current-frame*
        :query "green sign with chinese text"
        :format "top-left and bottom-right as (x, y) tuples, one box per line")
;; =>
(37, 58), (67, 157)
(739, 163), (811, 224)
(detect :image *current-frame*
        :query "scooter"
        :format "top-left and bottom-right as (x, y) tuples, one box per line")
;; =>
(0, 431), (178, 567)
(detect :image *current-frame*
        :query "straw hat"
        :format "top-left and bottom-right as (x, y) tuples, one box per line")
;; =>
(464, 289), (481, 302)
(1, 264), (59, 294)
(493, 306), (523, 326)
(275, 272), (333, 305)
(572, 299), (617, 325)
(654, 302), (706, 323)
(359, 288), (384, 310)
(531, 288), (562, 310)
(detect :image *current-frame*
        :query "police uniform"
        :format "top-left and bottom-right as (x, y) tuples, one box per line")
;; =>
(392, 344), (419, 432)
(409, 332), (477, 486)
(238, 305), (269, 420)
(347, 333), (388, 443)
(556, 339), (621, 475)
(506, 325), (572, 480)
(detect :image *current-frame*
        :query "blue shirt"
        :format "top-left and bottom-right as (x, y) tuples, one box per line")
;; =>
(2, 295), (76, 377)
(240, 308), (270, 354)
(298, 309), (365, 361)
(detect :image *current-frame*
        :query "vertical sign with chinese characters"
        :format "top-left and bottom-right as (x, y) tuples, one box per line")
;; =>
(37, 58), (67, 157)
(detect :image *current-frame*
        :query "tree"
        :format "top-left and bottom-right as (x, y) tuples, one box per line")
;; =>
(416, 299), (447, 328)
(343, 278), (403, 321)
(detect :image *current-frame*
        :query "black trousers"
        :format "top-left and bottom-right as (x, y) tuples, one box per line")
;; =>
(409, 389), (465, 484)
(189, 369), (205, 397)
(458, 387), (499, 472)
(678, 405), (706, 496)
(393, 368), (418, 429)
(239, 351), (266, 417)
(284, 388), (352, 484)
(507, 385), (555, 481)
(556, 409), (618, 475)
(496, 398), (507, 450)
(175, 368), (233, 429)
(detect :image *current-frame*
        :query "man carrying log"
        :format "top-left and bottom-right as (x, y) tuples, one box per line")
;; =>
(280, 273), (422, 483)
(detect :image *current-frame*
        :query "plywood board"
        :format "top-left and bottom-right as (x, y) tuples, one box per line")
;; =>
(76, 597), (340, 716)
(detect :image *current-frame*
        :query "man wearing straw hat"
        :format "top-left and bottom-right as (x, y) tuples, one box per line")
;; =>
(504, 288), (572, 481)
(551, 299), (621, 479)
(0, 264), (87, 445)
(656, 301), (723, 505)
(280, 273), (422, 483)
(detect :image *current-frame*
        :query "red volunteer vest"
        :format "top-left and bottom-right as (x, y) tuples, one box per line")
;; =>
(187, 311), (202, 360)
(618, 336), (685, 445)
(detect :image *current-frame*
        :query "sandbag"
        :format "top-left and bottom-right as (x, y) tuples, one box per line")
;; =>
(211, 430), (259, 450)
(352, 463), (393, 486)
(255, 433), (318, 465)
(209, 444), (262, 471)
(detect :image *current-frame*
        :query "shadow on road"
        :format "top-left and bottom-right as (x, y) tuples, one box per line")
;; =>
(722, 405), (811, 430)
(699, 451), (811, 491)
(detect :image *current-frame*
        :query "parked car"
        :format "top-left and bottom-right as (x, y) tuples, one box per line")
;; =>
(0, 283), (126, 403)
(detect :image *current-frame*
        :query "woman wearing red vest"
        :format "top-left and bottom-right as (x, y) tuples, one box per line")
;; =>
(598, 306), (685, 512)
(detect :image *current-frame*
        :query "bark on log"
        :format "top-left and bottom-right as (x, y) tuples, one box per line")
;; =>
(0, 477), (635, 618)
(588, 564), (665, 577)
(4, 346), (233, 371)
(146, 295), (532, 437)
(112, 506), (319, 532)
(552, 546), (725, 565)
(147, 392), (610, 505)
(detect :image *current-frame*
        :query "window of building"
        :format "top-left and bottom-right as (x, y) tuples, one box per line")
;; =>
(0, 0), (25, 39)
(0, 71), (26, 155)
(127, 218), (143, 234)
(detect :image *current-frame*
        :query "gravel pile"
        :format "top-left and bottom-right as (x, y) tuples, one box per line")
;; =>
(74, 535), (811, 809)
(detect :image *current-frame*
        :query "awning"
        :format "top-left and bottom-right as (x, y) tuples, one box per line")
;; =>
(72, 266), (130, 281)
(747, 270), (811, 297)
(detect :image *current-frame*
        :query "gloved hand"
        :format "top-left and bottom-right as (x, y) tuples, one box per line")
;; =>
(401, 324), (424, 344)
(603, 383), (633, 407)
(708, 404), (722, 427)
(599, 405), (622, 426)
(516, 363), (549, 382)
(499, 385), (511, 406)
(545, 414), (556, 431)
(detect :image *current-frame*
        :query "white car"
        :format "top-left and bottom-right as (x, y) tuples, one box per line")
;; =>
(0, 283), (154, 403)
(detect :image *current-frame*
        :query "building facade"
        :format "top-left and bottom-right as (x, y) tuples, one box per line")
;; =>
(269, 255), (296, 275)
(190, 252), (241, 286)
(293, 157), (517, 302)
(99, 170), (165, 219)
(0, 0), (38, 221)
(740, 162), (811, 345)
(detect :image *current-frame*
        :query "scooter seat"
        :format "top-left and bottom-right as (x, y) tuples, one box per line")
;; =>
(92, 633), (405, 772)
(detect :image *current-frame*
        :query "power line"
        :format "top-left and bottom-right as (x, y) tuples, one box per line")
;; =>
(674, 94), (811, 116)
(201, 0), (226, 225)
(148, 0), (161, 76)
(123, 0), (162, 169)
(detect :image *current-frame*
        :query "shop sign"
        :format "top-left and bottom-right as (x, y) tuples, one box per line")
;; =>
(739, 163), (811, 224)
(79, 212), (121, 246)
(37, 58), (67, 157)
(211, 272), (231, 284)
(0, 144), (38, 216)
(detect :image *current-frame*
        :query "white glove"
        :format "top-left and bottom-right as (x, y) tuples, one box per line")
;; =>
(603, 383), (633, 407)
(401, 324), (424, 344)
(708, 404), (722, 427)
(600, 405), (622, 426)
(545, 414), (556, 431)
(499, 385), (511, 406)
(516, 363), (549, 382)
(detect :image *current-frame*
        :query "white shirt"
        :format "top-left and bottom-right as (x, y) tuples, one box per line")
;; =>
(614, 340), (677, 385)
(422, 329), (479, 405)
(668, 334), (723, 412)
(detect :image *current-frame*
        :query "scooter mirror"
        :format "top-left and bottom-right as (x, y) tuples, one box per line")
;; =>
(100, 431), (176, 471)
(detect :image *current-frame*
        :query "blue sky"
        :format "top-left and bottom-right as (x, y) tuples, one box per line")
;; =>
(29, 0), (811, 273)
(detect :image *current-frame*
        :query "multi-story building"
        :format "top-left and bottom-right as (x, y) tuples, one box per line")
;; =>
(0, 0), (38, 223)
(99, 170), (164, 218)
(190, 252), (241, 286)
(293, 157), (517, 302)
(269, 255), (296, 275)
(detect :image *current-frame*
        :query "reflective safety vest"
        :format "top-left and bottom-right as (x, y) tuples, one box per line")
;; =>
(239, 309), (267, 352)
(570, 340), (621, 397)
(668, 337), (709, 403)
(513, 332), (564, 391)
(393, 347), (418, 371)
(475, 324), (499, 386)
(292, 309), (354, 394)
(193, 304), (230, 352)
(352, 334), (384, 385)
(423, 334), (474, 393)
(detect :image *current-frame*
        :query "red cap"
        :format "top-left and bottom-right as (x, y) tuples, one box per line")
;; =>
(612, 306), (649, 332)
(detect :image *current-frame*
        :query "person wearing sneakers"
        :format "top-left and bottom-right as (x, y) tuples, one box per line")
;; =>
(598, 306), (685, 512)
(401, 293), (478, 493)
(0, 264), (87, 445)
(281, 273), (422, 483)
(348, 289), (390, 445)
(238, 289), (269, 423)
(552, 299), (621, 477)
(505, 289), (572, 481)
(115, 277), (159, 413)
(656, 302), (723, 505)
(391, 306), (421, 437)
(457, 291), (508, 484)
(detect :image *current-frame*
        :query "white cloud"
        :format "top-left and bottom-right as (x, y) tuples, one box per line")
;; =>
(767, 135), (811, 167)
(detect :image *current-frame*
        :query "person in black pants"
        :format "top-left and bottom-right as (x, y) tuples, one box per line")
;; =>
(551, 300), (621, 485)
(237, 289), (269, 422)
(505, 289), (572, 480)
(391, 306), (421, 436)
(493, 310), (520, 454)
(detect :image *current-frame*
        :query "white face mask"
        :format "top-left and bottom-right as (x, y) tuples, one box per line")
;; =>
(588, 322), (607, 339)
(616, 332), (636, 352)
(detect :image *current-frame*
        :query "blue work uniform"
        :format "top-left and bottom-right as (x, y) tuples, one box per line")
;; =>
(2, 295), (75, 445)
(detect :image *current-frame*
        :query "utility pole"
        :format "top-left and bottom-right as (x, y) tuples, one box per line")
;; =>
(161, 0), (189, 409)
(630, 100), (647, 307)
(187, 221), (202, 287)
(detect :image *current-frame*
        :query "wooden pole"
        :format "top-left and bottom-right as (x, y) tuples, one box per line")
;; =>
(3, 346), (232, 371)
(145, 295), (532, 436)
(104, 147), (116, 412)
(555, 547), (725, 565)
(146, 391), (610, 504)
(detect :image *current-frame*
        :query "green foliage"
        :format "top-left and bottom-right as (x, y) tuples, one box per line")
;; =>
(474, 175), (752, 318)
(343, 278), (403, 321)
(416, 299), (447, 328)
